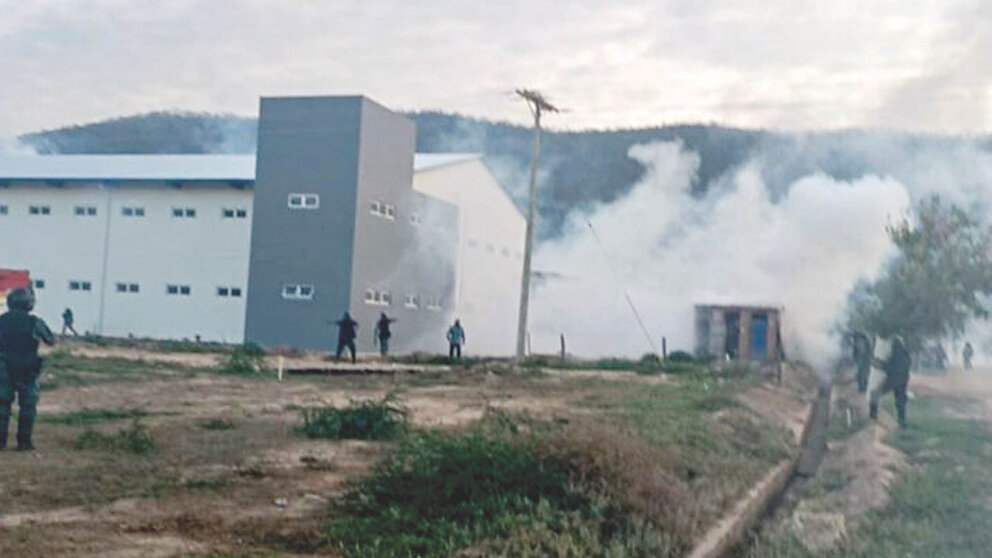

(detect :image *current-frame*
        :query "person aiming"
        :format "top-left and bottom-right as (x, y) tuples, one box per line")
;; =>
(374, 312), (396, 357)
(333, 312), (359, 363)
(869, 334), (911, 429)
(61, 307), (78, 336)
(447, 319), (466, 361)
(0, 288), (55, 450)
(963, 341), (974, 371)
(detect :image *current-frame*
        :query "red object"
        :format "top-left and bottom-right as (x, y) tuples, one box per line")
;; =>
(0, 269), (31, 309)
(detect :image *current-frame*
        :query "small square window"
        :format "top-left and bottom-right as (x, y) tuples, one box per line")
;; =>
(129, 283), (139, 293)
(385, 205), (395, 218)
(180, 286), (190, 295)
(231, 288), (242, 297)
(185, 208), (196, 217)
(41, 206), (50, 215)
(33, 279), (44, 289)
(172, 208), (184, 217)
(370, 201), (380, 214)
(69, 281), (80, 291)
(288, 194), (303, 208)
(122, 207), (134, 216)
(364, 289), (374, 302)
(116, 283), (127, 292)
(75, 206), (86, 216)
(0, 205), (8, 215)
(236, 209), (247, 218)
(166, 285), (178, 294)
(222, 209), (235, 218)
(82, 282), (91, 291)
(299, 285), (313, 297)
(217, 287), (229, 297)
(304, 195), (319, 208)
(284, 284), (298, 297)
(30, 206), (39, 215)
(87, 207), (97, 216)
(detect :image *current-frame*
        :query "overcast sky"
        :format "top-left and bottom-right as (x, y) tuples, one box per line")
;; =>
(2, 0), (990, 136)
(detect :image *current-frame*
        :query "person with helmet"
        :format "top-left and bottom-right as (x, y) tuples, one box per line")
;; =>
(333, 312), (359, 363)
(0, 288), (54, 450)
(869, 333), (912, 428)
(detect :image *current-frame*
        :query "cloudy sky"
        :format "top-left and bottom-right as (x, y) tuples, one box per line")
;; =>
(1, 0), (990, 136)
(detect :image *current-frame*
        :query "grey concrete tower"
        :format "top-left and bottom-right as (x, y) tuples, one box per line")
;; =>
(244, 96), (457, 352)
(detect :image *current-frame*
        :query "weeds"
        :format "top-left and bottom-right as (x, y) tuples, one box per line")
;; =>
(75, 421), (157, 454)
(222, 343), (266, 374)
(299, 394), (408, 441)
(199, 417), (237, 430)
(44, 407), (148, 426)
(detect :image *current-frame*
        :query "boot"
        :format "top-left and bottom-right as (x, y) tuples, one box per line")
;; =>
(16, 410), (34, 451)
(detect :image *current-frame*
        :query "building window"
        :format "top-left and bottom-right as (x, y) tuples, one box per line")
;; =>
(222, 208), (249, 219)
(116, 283), (127, 292)
(425, 296), (442, 311)
(410, 213), (422, 226)
(167, 284), (191, 296)
(180, 285), (190, 295)
(288, 193), (319, 210)
(75, 206), (97, 216)
(0, 205), (7, 215)
(29, 205), (51, 216)
(404, 294), (419, 309)
(172, 208), (183, 217)
(231, 287), (242, 297)
(69, 280), (92, 292)
(122, 206), (145, 217)
(115, 282), (139, 293)
(217, 286), (242, 297)
(468, 239), (479, 248)
(185, 208), (196, 217)
(364, 288), (392, 306)
(172, 207), (196, 218)
(282, 283), (315, 300)
(370, 201), (396, 220)
(33, 279), (45, 289)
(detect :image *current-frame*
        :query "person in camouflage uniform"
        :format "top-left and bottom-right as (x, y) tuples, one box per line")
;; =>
(0, 288), (54, 450)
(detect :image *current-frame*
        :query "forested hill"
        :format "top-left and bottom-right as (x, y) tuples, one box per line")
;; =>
(17, 111), (992, 237)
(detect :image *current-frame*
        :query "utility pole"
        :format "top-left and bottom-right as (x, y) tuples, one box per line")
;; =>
(515, 89), (560, 360)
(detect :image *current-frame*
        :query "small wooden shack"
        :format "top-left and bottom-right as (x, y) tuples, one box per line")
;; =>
(694, 304), (784, 361)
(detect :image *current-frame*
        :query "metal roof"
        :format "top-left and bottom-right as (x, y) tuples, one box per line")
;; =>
(0, 153), (482, 182)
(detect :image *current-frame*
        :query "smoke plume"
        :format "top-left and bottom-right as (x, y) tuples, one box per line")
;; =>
(531, 141), (911, 368)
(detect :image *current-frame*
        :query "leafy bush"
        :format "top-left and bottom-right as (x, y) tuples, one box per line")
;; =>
(667, 350), (695, 363)
(223, 343), (266, 374)
(75, 421), (157, 454)
(299, 395), (408, 441)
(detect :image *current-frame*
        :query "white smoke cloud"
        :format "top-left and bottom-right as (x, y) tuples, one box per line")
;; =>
(0, 137), (37, 155)
(531, 141), (911, 368)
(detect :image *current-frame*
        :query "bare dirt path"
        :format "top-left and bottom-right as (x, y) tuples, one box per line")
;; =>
(911, 365), (992, 420)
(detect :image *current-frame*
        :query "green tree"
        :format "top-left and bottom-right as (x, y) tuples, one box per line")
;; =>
(851, 196), (992, 344)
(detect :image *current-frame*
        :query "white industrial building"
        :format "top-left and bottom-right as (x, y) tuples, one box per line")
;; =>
(0, 96), (525, 355)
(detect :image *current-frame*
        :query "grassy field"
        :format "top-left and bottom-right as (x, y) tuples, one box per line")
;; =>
(744, 395), (992, 557)
(0, 348), (802, 557)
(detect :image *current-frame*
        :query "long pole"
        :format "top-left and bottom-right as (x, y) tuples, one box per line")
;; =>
(516, 107), (542, 359)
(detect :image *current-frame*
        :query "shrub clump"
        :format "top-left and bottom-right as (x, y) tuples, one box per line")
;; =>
(327, 413), (688, 557)
(223, 343), (266, 374)
(75, 421), (157, 454)
(299, 395), (408, 441)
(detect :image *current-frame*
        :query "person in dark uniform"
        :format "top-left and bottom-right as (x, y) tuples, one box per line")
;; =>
(374, 313), (396, 358)
(851, 331), (872, 393)
(334, 312), (359, 363)
(61, 307), (78, 336)
(446, 319), (465, 361)
(0, 288), (55, 450)
(963, 342), (975, 370)
(869, 334), (911, 428)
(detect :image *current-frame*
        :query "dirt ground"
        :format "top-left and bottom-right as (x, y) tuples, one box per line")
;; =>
(2, 344), (728, 558)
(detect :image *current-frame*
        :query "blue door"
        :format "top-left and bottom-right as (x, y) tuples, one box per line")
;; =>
(751, 314), (768, 360)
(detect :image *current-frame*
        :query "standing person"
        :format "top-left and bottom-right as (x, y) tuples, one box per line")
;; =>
(869, 334), (912, 428)
(851, 331), (872, 393)
(61, 307), (78, 336)
(0, 288), (55, 450)
(334, 312), (359, 363)
(446, 319), (466, 361)
(963, 342), (974, 371)
(935, 343), (948, 372)
(374, 313), (396, 358)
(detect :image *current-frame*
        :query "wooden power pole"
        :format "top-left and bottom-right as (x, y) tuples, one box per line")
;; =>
(515, 89), (560, 360)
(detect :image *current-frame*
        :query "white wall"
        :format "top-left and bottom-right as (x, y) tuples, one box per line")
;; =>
(0, 182), (252, 342)
(413, 159), (525, 356)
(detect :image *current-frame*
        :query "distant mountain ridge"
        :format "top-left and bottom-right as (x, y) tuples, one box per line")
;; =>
(17, 111), (992, 237)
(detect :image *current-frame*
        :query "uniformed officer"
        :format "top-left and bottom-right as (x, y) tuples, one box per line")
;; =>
(0, 288), (55, 450)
